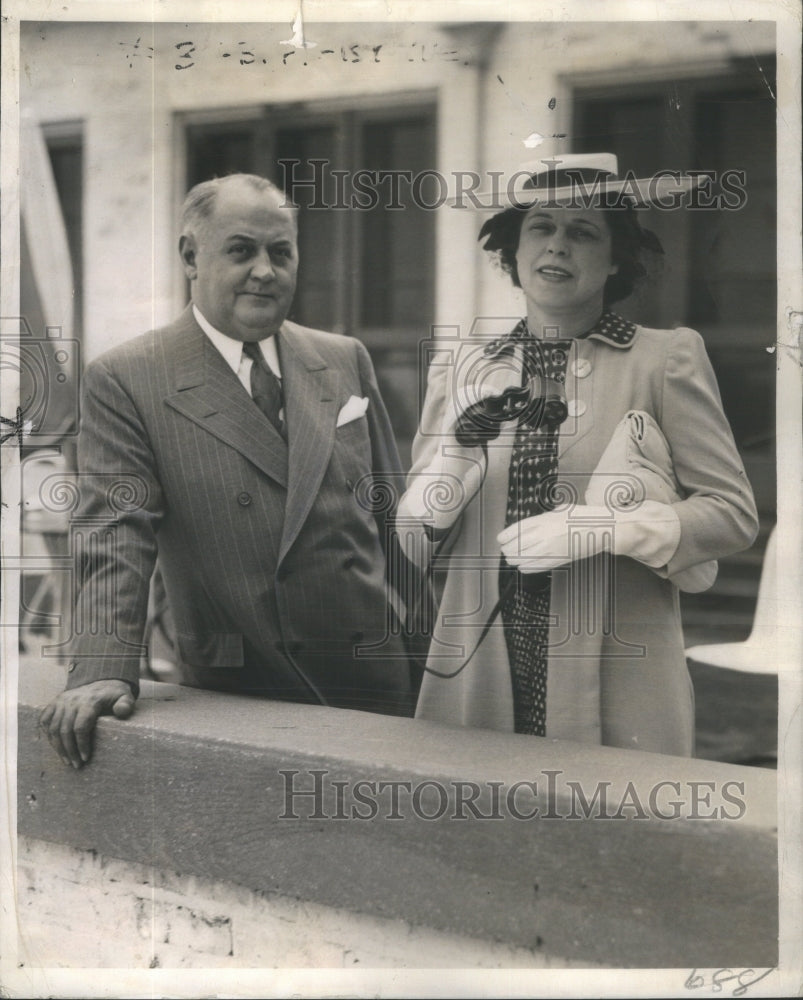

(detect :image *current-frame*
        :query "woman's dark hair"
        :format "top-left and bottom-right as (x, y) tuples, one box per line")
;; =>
(477, 202), (664, 306)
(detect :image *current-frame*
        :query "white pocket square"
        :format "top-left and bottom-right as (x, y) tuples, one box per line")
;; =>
(336, 395), (369, 427)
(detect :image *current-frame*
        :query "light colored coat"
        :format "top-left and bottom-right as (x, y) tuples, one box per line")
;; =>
(400, 322), (758, 754)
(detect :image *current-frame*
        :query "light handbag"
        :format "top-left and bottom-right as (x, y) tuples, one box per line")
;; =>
(585, 410), (717, 593)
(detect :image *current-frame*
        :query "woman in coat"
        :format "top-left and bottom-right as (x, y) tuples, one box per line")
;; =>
(398, 154), (758, 755)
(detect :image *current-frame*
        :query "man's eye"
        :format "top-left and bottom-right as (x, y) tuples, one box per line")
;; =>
(272, 247), (292, 260)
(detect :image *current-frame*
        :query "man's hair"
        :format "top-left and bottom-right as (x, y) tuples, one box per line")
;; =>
(477, 203), (664, 306)
(180, 173), (299, 238)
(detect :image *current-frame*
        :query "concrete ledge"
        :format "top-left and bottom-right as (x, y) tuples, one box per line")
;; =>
(17, 836), (594, 969)
(18, 659), (778, 968)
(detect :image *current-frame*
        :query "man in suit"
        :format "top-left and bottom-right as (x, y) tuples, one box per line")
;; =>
(41, 173), (414, 768)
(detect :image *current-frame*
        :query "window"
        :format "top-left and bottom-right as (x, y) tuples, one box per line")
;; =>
(573, 62), (776, 515)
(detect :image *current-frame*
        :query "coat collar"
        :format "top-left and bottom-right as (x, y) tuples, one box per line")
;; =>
(469, 311), (637, 463)
(483, 311), (638, 357)
(584, 311), (637, 349)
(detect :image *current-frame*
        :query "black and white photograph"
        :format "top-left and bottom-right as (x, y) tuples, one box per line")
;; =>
(1, 1), (800, 996)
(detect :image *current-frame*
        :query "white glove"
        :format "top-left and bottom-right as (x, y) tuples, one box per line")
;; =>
(497, 501), (681, 573)
(398, 446), (486, 531)
(399, 349), (522, 531)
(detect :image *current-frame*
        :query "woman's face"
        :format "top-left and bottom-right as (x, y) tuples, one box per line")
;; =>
(514, 206), (618, 317)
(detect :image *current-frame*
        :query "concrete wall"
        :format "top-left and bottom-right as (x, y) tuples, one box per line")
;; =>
(16, 658), (778, 970)
(17, 836), (591, 970)
(19, 18), (775, 360)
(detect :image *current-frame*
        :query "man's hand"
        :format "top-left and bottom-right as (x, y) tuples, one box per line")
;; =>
(39, 680), (136, 768)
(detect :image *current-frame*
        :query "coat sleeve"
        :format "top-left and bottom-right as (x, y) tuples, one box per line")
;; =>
(396, 343), (489, 559)
(354, 338), (403, 488)
(406, 344), (452, 479)
(354, 338), (434, 659)
(353, 337), (407, 570)
(64, 356), (165, 696)
(395, 346), (453, 569)
(657, 327), (759, 578)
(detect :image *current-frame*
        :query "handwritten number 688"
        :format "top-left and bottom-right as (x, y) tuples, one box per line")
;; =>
(685, 968), (774, 996)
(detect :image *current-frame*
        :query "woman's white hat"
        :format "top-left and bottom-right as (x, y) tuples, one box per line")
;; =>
(458, 152), (703, 211)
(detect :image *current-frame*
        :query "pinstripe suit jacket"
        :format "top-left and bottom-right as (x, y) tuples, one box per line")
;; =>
(65, 306), (412, 714)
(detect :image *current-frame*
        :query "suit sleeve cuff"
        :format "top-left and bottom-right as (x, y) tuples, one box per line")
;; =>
(65, 659), (141, 698)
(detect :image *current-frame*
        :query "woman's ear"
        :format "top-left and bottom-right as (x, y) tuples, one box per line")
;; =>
(179, 235), (197, 279)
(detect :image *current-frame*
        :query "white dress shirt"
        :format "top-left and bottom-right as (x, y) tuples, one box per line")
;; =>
(193, 304), (282, 397)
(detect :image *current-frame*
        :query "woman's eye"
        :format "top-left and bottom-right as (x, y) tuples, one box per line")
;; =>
(570, 228), (596, 241)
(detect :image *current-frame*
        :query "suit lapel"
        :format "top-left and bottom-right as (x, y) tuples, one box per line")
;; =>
(278, 323), (340, 561)
(163, 309), (289, 488)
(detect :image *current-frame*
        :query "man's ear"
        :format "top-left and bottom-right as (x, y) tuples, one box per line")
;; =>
(179, 235), (197, 279)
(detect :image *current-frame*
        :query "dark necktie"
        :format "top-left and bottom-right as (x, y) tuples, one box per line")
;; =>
(242, 340), (285, 438)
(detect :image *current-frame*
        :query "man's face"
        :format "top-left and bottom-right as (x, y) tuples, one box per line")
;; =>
(181, 181), (299, 341)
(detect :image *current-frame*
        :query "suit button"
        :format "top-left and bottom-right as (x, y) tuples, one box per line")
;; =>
(567, 399), (587, 417)
(237, 492), (252, 506)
